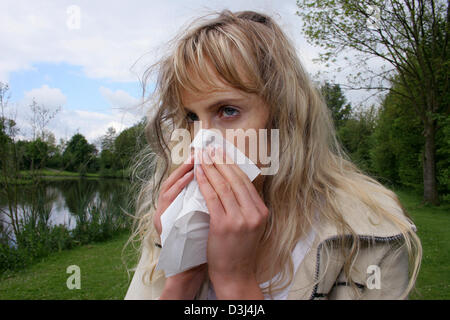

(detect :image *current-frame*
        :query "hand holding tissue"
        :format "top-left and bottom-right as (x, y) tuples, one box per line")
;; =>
(155, 129), (261, 277)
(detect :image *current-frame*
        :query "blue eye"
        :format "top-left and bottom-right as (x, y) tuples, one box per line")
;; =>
(221, 106), (239, 118)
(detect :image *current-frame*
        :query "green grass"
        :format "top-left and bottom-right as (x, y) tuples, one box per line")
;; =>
(1, 169), (102, 185)
(393, 187), (450, 300)
(19, 169), (100, 178)
(0, 188), (448, 299)
(2, 169), (130, 185)
(0, 231), (138, 299)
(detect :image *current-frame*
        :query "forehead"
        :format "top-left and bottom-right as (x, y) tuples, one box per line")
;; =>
(180, 59), (251, 109)
(180, 83), (250, 109)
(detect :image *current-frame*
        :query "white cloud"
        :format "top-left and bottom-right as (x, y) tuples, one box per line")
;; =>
(8, 85), (67, 139)
(0, 0), (323, 83)
(55, 109), (141, 142)
(10, 84), (142, 143)
(99, 86), (140, 109)
(23, 85), (67, 108)
(1, 0), (385, 113)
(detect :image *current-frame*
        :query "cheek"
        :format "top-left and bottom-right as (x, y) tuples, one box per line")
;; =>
(225, 127), (269, 165)
(210, 105), (270, 164)
(248, 109), (271, 165)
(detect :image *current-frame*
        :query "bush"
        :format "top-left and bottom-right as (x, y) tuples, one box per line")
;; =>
(0, 203), (130, 274)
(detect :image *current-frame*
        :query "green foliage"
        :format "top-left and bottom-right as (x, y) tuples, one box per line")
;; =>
(15, 138), (49, 170)
(100, 148), (115, 170)
(62, 133), (97, 173)
(113, 121), (146, 171)
(0, 232), (136, 300)
(0, 218), (75, 272)
(96, 120), (146, 177)
(435, 113), (450, 201)
(319, 81), (352, 129)
(337, 105), (377, 174)
(370, 90), (424, 190)
(318, 81), (379, 174)
(0, 190), (132, 274)
(298, 0), (449, 204)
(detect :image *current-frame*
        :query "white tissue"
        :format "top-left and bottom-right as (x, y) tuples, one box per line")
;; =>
(155, 129), (261, 277)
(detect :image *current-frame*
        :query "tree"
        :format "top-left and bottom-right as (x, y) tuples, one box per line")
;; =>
(0, 82), (21, 239)
(62, 133), (97, 173)
(338, 105), (378, 173)
(371, 84), (424, 189)
(0, 82), (19, 175)
(101, 127), (116, 152)
(297, 0), (449, 205)
(17, 138), (49, 170)
(319, 81), (352, 129)
(99, 127), (117, 172)
(114, 120), (146, 172)
(28, 99), (61, 141)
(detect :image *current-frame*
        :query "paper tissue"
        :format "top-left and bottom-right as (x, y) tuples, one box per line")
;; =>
(155, 129), (261, 277)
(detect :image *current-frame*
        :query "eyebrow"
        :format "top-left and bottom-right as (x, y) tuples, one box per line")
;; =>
(182, 98), (245, 113)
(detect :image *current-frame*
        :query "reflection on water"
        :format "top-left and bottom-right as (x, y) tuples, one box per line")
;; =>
(0, 178), (131, 235)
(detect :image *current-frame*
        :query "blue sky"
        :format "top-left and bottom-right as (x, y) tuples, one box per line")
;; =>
(1, 0), (383, 144)
(8, 62), (143, 113)
(4, 60), (146, 142)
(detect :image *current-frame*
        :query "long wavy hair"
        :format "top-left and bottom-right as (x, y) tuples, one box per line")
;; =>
(123, 9), (422, 299)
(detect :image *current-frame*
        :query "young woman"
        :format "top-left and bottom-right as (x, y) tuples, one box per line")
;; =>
(124, 9), (421, 300)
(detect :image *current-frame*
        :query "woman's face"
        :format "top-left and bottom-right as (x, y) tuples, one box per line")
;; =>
(180, 61), (270, 168)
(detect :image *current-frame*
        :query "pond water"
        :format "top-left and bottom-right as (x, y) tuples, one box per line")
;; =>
(0, 178), (133, 235)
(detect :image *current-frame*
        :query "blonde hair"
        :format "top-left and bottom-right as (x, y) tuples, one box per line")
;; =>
(123, 9), (422, 299)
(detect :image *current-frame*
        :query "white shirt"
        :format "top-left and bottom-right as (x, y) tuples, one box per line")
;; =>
(206, 228), (316, 300)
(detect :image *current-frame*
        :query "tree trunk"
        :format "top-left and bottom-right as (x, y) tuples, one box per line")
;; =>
(422, 118), (440, 205)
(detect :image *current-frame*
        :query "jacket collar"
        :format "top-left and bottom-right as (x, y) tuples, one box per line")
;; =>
(285, 188), (415, 300)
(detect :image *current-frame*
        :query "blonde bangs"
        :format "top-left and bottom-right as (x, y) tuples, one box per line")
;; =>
(171, 22), (262, 105)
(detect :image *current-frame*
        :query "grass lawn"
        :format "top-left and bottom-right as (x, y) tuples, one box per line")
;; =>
(0, 231), (139, 299)
(1, 169), (101, 185)
(393, 187), (450, 300)
(19, 169), (100, 178)
(0, 188), (448, 299)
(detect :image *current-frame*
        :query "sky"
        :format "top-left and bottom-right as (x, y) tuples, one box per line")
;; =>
(0, 0), (384, 144)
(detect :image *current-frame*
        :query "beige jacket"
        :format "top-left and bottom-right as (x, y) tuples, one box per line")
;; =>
(124, 189), (417, 300)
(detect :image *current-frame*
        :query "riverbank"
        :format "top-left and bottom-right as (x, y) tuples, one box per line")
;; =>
(1, 168), (130, 185)
(0, 188), (448, 299)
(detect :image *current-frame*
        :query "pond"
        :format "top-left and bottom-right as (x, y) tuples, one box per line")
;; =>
(0, 178), (134, 246)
